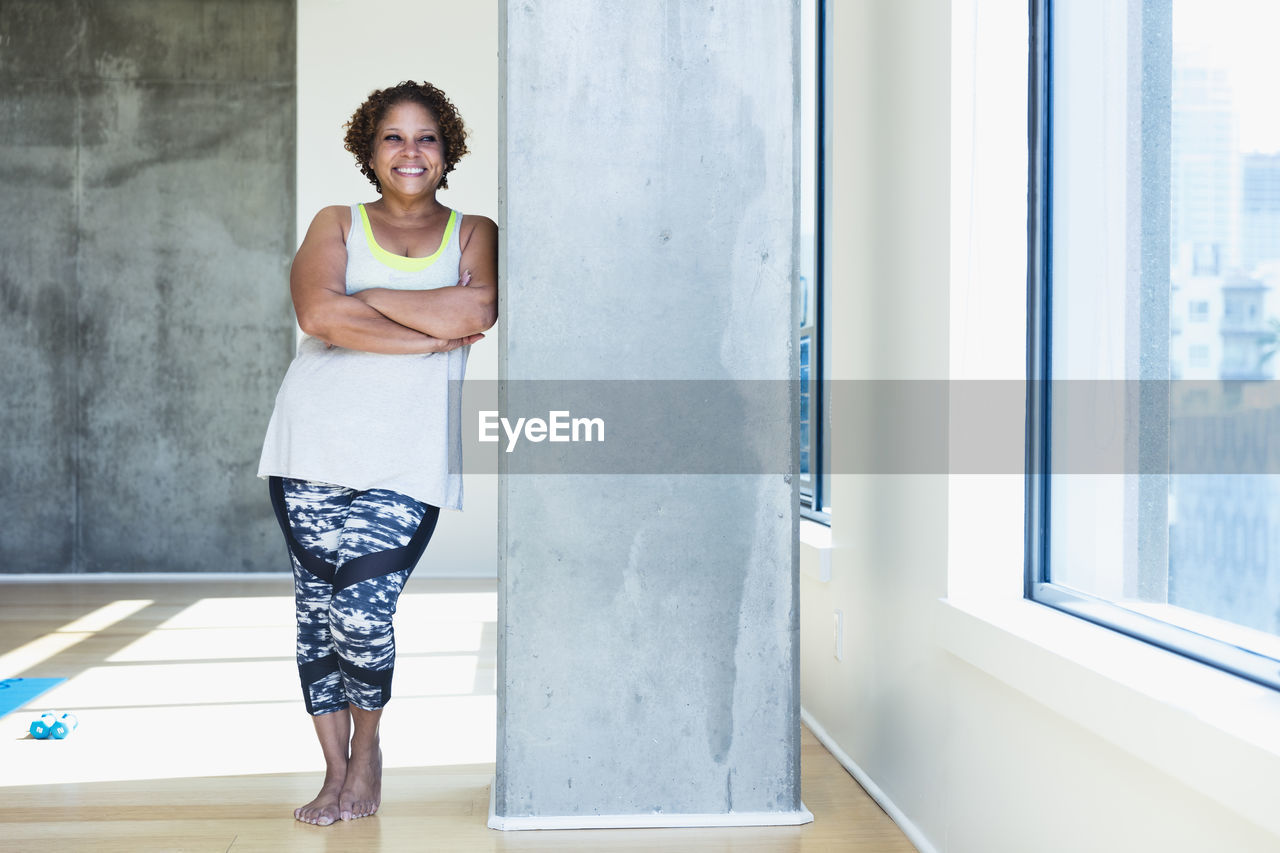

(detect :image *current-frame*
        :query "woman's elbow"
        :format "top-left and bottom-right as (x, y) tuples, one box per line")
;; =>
(461, 288), (497, 334)
(295, 303), (343, 340)
(473, 304), (498, 333)
(295, 308), (323, 338)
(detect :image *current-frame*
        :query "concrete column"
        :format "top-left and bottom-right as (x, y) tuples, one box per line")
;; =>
(492, 0), (806, 828)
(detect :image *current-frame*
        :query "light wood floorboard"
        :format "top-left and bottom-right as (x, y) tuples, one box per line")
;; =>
(0, 578), (915, 852)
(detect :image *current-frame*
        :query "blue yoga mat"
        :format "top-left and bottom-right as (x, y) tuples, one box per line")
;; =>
(0, 678), (67, 719)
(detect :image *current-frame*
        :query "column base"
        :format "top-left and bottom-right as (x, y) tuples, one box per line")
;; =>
(487, 777), (814, 831)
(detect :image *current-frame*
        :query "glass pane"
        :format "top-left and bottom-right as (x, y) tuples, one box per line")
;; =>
(799, 0), (818, 315)
(1049, 0), (1280, 658)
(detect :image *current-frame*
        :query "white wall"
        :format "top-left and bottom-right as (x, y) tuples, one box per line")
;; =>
(800, 1), (1280, 851)
(296, 0), (499, 577)
(800, 0), (951, 846)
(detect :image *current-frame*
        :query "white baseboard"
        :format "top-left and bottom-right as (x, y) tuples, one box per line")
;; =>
(800, 708), (936, 853)
(487, 776), (813, 831)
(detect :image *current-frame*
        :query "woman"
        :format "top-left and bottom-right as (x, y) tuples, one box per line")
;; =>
(258, 80), (497, 826)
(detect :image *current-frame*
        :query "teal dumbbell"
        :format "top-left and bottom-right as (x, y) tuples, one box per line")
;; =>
(28, 712), (57, 739)
(48, 713), (78, 739)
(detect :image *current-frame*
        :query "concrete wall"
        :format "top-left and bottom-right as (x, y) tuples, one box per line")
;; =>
(0, 0), (295, 572)
(296, 0), (499, 578)
(799, 1), (1280, 851)
(493, 0), (803, 825)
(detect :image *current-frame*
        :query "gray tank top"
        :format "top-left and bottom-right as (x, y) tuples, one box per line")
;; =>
(258, 204), (469, 509)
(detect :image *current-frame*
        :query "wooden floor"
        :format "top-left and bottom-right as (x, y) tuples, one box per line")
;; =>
(0, 578), (916, 853)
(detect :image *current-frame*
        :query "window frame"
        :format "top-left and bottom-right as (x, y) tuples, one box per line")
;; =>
(799, 0), (829, 525)
(1024, 0), (1280, 693)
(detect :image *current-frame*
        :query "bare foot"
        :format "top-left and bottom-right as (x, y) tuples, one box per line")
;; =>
(339, 741), (382, 821)
(295, 768), (346, 826)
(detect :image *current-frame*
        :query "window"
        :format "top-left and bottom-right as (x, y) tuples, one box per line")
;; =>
(1028, 0), (1280, 690)
(799, 0), (829, 521)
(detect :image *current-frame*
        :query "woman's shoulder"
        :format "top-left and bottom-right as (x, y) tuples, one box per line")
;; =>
(452, 209), (495, 227)
(305, 204), (357, 243)
(309, 204), (355, 230)
(298, 204), (356, 248)
(455, 211), (497, 246)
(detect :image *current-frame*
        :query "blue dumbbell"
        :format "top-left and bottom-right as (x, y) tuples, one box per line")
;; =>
(28, 712), (57, 740)
(48, 713), (78, 740)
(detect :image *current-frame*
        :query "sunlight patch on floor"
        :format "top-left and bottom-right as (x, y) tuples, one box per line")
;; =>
(0, 600), (153, 674)
(2, 694), (496, 786)
(396, 591), (498, 624)
(59, 600), (155, 633)
(0, 587), (498, 789)
(108, 625), (296, 662)
(153, 595), (296, 630)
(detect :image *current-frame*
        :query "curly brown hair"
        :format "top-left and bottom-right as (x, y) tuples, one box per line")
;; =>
(343, 81), (469, 191)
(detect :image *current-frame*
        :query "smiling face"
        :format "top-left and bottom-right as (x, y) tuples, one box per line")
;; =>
(369, 100), (447, 196)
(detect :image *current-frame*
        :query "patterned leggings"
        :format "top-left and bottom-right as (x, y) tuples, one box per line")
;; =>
(269, 476), (440, 715)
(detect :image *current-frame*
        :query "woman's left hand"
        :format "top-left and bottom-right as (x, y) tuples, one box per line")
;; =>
(428, 332), (484, 352)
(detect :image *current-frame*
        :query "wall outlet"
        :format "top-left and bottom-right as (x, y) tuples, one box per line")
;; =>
(833, 609), (844, 661)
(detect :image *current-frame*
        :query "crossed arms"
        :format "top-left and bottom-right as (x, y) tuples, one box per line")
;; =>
(290, 205), (498, 355)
